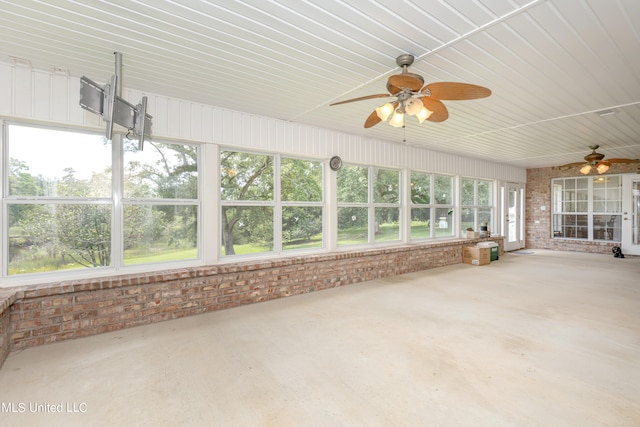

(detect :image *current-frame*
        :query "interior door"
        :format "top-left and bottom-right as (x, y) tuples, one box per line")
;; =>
(621, 175), (640, 255)
(503, 183), (524, 251)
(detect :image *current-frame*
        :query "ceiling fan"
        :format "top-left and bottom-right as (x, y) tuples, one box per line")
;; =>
(330, 54), (491, 128)
(560, 145), (639, 174)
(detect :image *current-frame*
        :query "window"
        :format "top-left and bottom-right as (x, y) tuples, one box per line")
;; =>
(552, 177), (588, 238)
(592, 176), (621, 241)
(6, 124), (113, 275)
(280, 157), (324, 251)
(220, 151), (274, 256)
(3, 123), (201, 278)
(461, 178), (493, 235)
(552, 176), (621, 241)
(373, 168), (401, 243)
(337, 165), (401, 246)
(123, 139), (199, 264)
(410, 172), (455, 239)
(220, 151), (324, 256)
(337, 165), (369, 245)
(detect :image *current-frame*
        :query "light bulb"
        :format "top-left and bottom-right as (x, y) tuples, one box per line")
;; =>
(579, 164), (592, 175)
(390, 111), (404, 128)
(596, 161), (610, 174)
(375, 103), (394, 121)
(405, 98), (423, 116)
(416, 107), (433, 124)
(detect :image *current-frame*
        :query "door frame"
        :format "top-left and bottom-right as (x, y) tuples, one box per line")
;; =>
(502, 182), (525, 251)
(621, 175), (640, 255)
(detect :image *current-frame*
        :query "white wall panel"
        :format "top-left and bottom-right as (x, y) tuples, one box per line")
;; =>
(50, 74), (69, 124)
(0, 62), (526, 182)
(167, 99), (181, 138)
(33, 71), (50, 120)
(190, 103), (202, 142)
(223, 111), (234, 146)
(153, 95), (168, 137)
(212, 108), (224, 144)
(13, 67), (32, 117)
(179, 101), (190, 140)
(201, 105), (213, 143)
(67, 78), (84, 125)
(0, 63), (11, 115)
(275, 120), (286, 153)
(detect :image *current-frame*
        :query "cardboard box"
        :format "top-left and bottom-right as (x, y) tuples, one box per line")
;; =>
(466, 230), (480, 239)
(477, 241), (499, 261)
(462, 246), (491, 266)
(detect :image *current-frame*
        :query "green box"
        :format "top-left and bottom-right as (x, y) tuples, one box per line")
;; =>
(478, 242), (499, 261)
(489, 246), (499, 261)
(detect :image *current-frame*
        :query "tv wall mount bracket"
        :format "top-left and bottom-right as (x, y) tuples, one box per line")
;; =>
(79, 52), (152, 149)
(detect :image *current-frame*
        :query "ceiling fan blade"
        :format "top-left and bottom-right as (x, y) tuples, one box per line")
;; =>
(388, 73), (424, 92)
(386, 81), (402, 95)
(419, 97), (449, 122)
(330, 93), (391, 106)
(558, 162), (587, 168)
(607, 158), (640, 163)
(364, 109), (382, 128)
(424, 82), (491, 100)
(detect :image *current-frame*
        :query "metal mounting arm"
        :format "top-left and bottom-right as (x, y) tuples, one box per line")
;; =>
(79, 52), (152, 149)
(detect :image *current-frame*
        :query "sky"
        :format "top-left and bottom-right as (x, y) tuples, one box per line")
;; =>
(7, 125), (112, 181)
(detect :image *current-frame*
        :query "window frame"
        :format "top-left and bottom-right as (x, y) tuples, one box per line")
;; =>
(410, 171), (456, 240)
(280, 155), (325, 252)
(337, 164), (402, 247)
(122, 138), (201, 266)
(219, 149), (325, 257)
(4, 123), (115, 277)
(460, 177), (494, 236)
(2, 121), (203, 282)
(551, 175), (622, 241)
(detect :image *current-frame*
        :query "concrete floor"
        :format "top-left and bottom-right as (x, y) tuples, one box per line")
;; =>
(0, 249), (639, 427)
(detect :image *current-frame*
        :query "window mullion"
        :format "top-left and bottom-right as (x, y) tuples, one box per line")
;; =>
(274, 155), (282, 253)
(112, 134), (124, 269)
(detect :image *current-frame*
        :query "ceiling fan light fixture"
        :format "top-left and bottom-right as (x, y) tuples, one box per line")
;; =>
(416, 107), (433, 124)
(389, 111), (405, 127)
(375, 103), (394, 121)
(580, 164), (592, 175)
(404, 98), (422, 116)
(596, 161), (610, 174)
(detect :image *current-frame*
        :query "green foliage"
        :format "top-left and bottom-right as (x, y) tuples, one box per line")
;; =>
(410, 172), (431, 205)
(282, 206), (322, 243)
(8, 138), (199, 274)
(281, 158), (322, 202)
(55, 204), (111, 267)
(9, 203), (111, 271)
(374, 168), (399, 203)
(221, 151), (274, 201)
(434, 175), (453, 204)
(337, 165), (368, 203)
(220, 153), (326, 255)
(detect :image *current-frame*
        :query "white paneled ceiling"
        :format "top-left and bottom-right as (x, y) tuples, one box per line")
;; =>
(1, 0), (639, 168)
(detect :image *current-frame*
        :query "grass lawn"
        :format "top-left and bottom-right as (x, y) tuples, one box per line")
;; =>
(10, 221), (457, 274)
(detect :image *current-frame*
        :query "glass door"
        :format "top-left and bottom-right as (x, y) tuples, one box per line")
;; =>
(503, 183), (524, 251)
(621, 175), (640, 255)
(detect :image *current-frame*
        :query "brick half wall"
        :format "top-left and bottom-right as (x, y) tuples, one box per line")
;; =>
(0, 238), (503, 370)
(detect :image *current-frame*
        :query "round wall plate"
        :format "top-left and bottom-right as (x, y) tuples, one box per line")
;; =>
(330, 156), (342, 171)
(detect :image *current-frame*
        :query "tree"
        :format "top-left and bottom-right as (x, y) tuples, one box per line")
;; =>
(123, 140), (199, 255)
(281, 158), (323, 245)
(220, 151), (274, 255)
(337, 165), (369, 230)
(10, 138), (202, 272)
(55, 204), (111, 267)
